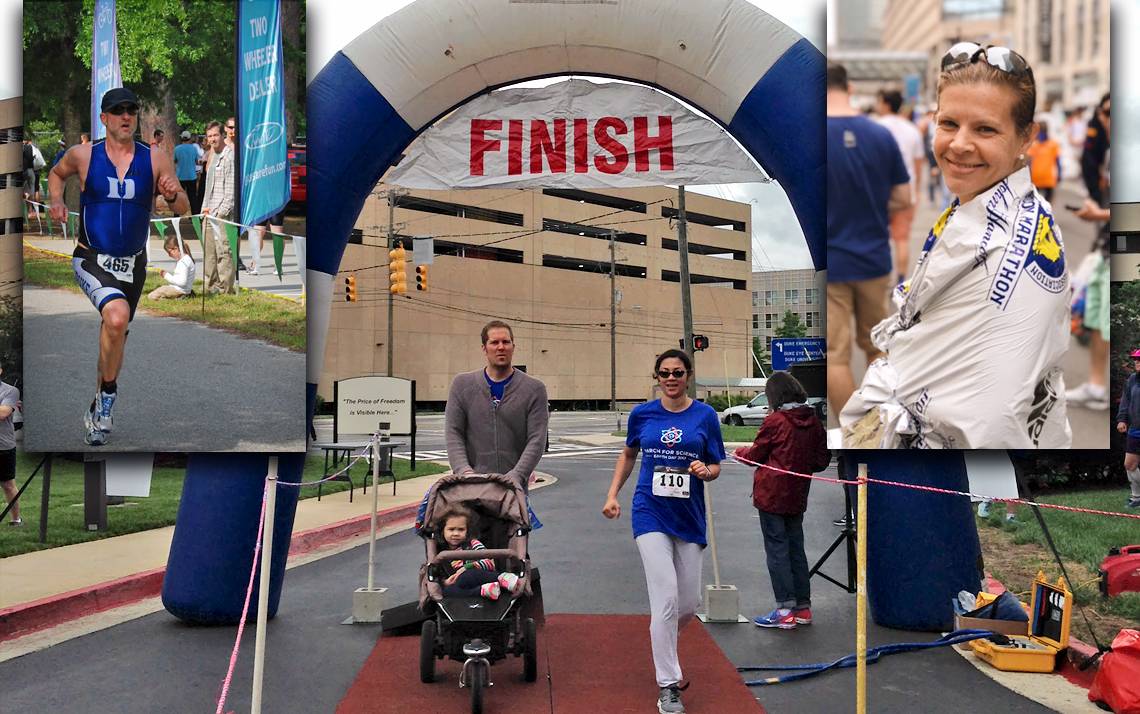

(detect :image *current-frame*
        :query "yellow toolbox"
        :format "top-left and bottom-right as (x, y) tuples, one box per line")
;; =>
(970, 572), (1072, 673)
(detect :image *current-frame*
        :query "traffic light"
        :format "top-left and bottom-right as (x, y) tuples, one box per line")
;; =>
(344, 275), (358, 302)
(693, 335), (709, 351)
(415, 264), (428, 291)
(388, 243), (407, 294)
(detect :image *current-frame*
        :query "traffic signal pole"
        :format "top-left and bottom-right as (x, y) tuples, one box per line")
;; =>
(387, 190), (395, 377)
(610, 229), (617, 416)
(677, 185), (696, 397)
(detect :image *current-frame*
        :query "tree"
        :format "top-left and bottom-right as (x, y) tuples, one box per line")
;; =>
(774, 311), (807, 338)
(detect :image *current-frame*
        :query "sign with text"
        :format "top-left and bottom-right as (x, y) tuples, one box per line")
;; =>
(335, 376), (414, 435)
(386, 79), (768, 190)
(90, 0), (122, 141)
(238, 0), (290, 226)
(771, 337), (825, 371)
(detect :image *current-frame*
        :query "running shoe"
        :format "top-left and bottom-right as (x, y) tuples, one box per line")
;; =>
(94, 390), (116, 432)
(83, 402), (106, 445)
(1128, 497), (1140, 510)
(657, 684), (686, 714)
(792, 607), (813, 625)
(753, 608), (796, 629)
(8, 518), (23, 527)
(1065, 382), (1109, 410)
(976, 501), (991, 518)
(832, 514), (852, 528)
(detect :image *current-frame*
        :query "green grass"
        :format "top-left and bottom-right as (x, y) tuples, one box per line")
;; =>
(0, 451), (447, 558)
(24, 247), (305, 352)
(980, 490), (1140, 623)
(612, 424), (758, 442)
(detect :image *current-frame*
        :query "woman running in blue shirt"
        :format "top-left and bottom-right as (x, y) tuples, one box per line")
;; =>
(603, 349), (725, 714)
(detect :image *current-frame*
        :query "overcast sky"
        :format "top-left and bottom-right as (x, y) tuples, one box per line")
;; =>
(309, 0), (825, 270)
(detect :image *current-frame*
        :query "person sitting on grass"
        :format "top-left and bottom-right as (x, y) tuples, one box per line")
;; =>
(435, 506), (522, 601)
(148, 237), (196, 300)
(733, 372), (830, 630)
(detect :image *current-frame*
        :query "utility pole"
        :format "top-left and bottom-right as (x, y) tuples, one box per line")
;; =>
(610, 229), (617, 417)
(677, 185), (696, 397)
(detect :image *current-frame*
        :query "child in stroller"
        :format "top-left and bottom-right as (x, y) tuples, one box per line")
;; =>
(436, 505), (523, 601)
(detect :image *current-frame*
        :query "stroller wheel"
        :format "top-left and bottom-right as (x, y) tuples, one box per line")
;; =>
(420, 619), (437, 683)
(469, 659), (487, 714)
(523, 617), (538, 682)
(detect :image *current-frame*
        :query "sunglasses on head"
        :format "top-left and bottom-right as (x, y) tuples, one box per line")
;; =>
(108, 104), (139, 116)
(941, 42), (1030, 77)
(656, 369), (687, 379)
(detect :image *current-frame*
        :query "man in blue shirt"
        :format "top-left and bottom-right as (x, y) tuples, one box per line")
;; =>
(826, 63), (911, 417)
(173, 130), (202, 214)
(49, 87), (188, 446)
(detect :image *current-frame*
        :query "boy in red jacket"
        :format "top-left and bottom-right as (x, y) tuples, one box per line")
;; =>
(734, 372), (831, 629)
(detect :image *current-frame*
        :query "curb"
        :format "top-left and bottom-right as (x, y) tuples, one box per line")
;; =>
(983, 573), (1099, 691)
(0, 501), (420, 643)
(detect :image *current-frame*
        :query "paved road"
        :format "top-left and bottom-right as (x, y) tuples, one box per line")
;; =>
(1, 453), (1051, 712)
(830, 178), (1109, 449)
(23, 286), (306, 452)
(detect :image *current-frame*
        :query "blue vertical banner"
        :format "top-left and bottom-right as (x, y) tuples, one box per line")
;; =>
(238, 0), (290, 227)
(90, 0), (122, 141)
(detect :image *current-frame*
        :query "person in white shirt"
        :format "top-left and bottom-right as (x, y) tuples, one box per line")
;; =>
(148, 237), (196, 299)
(875, 90), (926, 282)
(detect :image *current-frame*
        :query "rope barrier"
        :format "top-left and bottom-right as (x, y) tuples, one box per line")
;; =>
(23, 199), (304, 242)
(213, 439), (380, 713)
(214, 479), (269, 714)
(728, 454), (1140, 521)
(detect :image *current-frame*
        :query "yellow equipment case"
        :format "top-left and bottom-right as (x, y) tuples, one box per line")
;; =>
(970, 572), (1072, 673)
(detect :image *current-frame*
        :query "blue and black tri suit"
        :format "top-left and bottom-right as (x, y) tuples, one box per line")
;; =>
(72, 140), (153, 320)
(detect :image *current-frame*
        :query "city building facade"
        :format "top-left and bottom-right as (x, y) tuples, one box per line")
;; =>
(322, 186), (753, 404)
(751, 268), (826, 356)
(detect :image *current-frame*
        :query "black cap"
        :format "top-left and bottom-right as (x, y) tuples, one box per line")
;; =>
(100, 87), (139, 112)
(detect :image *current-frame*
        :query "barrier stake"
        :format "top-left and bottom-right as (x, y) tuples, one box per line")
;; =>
(856, 463), (868, 714)
(706, 483), (722, 587)
(251, 458), (278, 714)
(368, 435), (380, 591)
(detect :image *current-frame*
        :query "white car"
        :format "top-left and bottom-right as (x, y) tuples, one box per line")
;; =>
(721, 394), (768, 425)
(721, 395), (827, 426)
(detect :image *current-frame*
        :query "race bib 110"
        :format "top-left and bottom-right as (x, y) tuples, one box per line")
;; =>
(652, 466), (690, 499)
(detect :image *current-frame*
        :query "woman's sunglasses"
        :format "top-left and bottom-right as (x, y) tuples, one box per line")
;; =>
(941, 42), (1030, 77)
(107, 104), (139, 116)
(656, 369), (687, 379)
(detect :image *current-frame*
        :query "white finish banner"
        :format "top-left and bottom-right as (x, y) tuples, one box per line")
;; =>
(386, 79), (768, 190)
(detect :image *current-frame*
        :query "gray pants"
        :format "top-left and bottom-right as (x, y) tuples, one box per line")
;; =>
(202, 217), (234, 294)
(1129, 468), (1140, 499)
(757, 510), (811, 610)
(635, 531), (702, 687)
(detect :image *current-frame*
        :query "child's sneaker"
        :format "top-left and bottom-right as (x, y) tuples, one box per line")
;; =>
(479, 582), (501, 601)
(498, 572), (522, 595)
(792, 607), (812, 625)
(753, 608), (796, 629)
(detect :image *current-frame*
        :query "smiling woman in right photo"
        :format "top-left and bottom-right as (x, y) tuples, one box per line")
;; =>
(841, 42), (1071, 449)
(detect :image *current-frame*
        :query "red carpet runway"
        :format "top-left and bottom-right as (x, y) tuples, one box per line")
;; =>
(337, 614), (763, 713)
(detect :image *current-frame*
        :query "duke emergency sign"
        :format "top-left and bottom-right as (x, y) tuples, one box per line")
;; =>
(771, 337), (825, 371)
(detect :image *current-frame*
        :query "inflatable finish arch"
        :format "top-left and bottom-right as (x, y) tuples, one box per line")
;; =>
(306, 0), (826, 414)
(165, 0), (824, 623)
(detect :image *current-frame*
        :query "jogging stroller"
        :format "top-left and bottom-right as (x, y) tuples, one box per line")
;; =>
(417, 472), (538, 713)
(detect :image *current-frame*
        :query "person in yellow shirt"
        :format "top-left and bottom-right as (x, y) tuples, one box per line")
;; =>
(1027, 124), (1061, 202)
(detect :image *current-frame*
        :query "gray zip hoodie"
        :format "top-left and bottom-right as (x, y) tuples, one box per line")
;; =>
(444, 368), (549, 488)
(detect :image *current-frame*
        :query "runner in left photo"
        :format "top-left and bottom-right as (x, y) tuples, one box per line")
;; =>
(20, 0), (306, 451)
